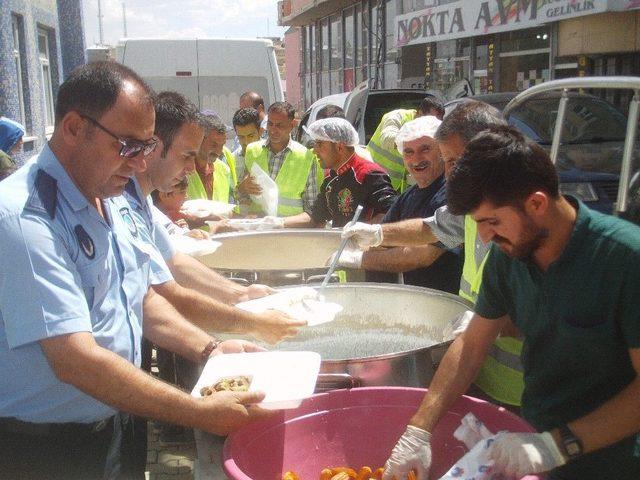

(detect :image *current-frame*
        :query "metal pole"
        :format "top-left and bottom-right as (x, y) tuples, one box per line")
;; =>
(122, 3), (128, 38)
(549, 89), (569, 165)
(97, 0), (104, 45)
(616, 89), (640, 214)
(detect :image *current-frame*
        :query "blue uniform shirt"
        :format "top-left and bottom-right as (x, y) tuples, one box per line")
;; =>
(0, 145), (151, 423)
(121, 178), (174, 284)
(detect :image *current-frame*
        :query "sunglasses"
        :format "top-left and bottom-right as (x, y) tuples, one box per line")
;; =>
(80, 114), (158, 158)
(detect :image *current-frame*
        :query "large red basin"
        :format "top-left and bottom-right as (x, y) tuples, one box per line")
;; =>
(223, 387), (542, 480)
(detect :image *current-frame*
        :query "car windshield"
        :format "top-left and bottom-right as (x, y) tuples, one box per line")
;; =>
(502, 96), (637, 175)
(508, 96), (628, 145)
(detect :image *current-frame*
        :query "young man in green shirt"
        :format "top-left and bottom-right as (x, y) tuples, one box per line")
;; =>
(382, 126), (640, 480)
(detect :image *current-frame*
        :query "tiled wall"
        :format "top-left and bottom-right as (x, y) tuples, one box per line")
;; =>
(0, 0), (85, 164)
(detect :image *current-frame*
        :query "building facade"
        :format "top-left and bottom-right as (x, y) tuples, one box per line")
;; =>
(278, 0), (640, 113)
(0, 0), (85, 163)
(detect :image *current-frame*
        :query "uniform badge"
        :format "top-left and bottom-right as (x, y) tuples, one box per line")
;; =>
(75, 225), (95, 260)
(337, 188), (354, 215)
(119, 207), (138, 237)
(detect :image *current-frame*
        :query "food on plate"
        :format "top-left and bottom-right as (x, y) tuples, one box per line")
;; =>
(199, 375), (252, 396)
(282, 466), (413, 480)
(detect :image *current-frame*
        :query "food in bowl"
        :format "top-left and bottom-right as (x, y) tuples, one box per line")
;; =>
(199, 375), (252, 396)
(283, 466), (414, 480)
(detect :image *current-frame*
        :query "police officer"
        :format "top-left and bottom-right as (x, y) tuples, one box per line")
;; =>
(0, 62), (271, 479)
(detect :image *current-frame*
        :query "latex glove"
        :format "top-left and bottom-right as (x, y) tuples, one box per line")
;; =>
(262, 216), (285, 229)
(489, 431), (566, 478)
(382, 425), (432, 480)
(326, 239), (364, 269)
(341, 221), (383, 249)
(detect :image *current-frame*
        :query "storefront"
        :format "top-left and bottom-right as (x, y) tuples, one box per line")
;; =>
(396, 0), (640, 97)
(281, 0), (640, 111)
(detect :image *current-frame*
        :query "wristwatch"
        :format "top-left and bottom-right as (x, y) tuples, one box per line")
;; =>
(201, 339), (222, 362)
(558, 424), (583, 459)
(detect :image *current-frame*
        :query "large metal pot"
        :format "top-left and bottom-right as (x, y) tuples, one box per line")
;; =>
(273, 283), (471, 390)
(199, 229), (367, 286)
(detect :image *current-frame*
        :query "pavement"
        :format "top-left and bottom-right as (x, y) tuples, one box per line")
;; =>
(146, 352), (198, 480)
(145, 420), (197, 480)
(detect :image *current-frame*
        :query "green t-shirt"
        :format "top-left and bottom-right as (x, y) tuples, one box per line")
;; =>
(476, 199), (640, 478)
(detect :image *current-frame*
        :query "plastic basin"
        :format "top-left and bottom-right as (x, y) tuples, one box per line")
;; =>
(223, 387), (542, 480)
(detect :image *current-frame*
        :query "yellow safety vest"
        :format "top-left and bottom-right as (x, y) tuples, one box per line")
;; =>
(366, 109), (415, 193)
(186, 147), (238, 204)
(461, 215), (525, 407)
(244, 140), (323, 217)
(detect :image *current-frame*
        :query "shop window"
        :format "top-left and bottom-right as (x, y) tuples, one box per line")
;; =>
(320, 19), (329, 71)
(499, 53), (549, 92)
(38, 27), (56, 132)
(344, 8), (354, 70)
(433, 38), (470, 93)
(330, 14), (343, 71)
(384, 0), (397, 64)
(358, 3), (369, 83)
(11, 14), (28, 128)
(501, 27), (550, 53)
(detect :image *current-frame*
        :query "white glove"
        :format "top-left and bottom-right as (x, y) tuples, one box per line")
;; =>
(341, 221), (383, 249)
(261, 216), (285, 229)
(382, 425), (432, 480)
(489, 431), (566, 478)
(327, 239), (364, 269)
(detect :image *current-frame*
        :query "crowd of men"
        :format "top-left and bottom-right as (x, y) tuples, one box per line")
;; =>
(0, 59), (638, 480)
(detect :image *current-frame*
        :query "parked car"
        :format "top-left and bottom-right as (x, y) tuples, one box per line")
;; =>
(446, 91), (640, 216)
(294, 82), (446, 147)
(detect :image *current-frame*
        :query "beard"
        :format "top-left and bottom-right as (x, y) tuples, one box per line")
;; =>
(494, 215), (549, 260)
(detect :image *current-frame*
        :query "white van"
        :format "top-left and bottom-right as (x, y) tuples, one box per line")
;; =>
(116, 38), (284, 125)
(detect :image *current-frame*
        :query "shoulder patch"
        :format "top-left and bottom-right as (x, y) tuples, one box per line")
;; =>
(25, 169), (58, 219)
(119, 207), (139, 237)
(75, 225), (96, 259)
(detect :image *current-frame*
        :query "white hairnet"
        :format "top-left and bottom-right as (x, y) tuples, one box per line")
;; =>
(395, 115), (442, 152)
(304, 118), (359, 147)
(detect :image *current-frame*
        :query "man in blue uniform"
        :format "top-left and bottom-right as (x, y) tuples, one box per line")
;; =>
(0, 62), (271, 480)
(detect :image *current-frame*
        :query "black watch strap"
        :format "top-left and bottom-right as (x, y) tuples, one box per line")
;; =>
(559, 424), (583, 459)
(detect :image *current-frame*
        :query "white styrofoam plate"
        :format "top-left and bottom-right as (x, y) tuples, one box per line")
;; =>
(170, 235), (221, 257)
(191, 351), (321, 409)
(235, 287), (343, 327)
(181, 199), (236, 219)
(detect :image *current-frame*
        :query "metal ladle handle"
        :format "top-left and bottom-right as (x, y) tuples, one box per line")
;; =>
(321, 204), (364, 290)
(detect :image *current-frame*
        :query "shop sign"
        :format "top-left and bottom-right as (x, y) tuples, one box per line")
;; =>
(397, 0), (612, 47)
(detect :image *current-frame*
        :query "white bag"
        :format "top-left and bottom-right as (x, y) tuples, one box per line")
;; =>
(438, 413), (500, 480)
(249, 163), (278, 217)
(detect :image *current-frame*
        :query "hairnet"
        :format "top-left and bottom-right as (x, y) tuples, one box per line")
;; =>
(304, 118), (359, 147)
(395, 115), (442, 152)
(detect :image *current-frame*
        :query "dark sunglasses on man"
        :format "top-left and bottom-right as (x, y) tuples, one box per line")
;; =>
(80, 114), (158, 158)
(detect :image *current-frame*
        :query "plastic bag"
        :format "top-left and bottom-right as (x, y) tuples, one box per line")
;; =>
(438, 413), (504, 480)
(249, 162), (279, 217)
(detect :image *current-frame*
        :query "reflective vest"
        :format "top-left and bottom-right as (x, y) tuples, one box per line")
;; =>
(366, 109), (415, 193)
(244, 140), (323, 217)
(461, 215), (525, 407)
(186, 147), (238, 204)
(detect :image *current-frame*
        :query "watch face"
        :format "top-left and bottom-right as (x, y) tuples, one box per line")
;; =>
(566, 441), (581, 457)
